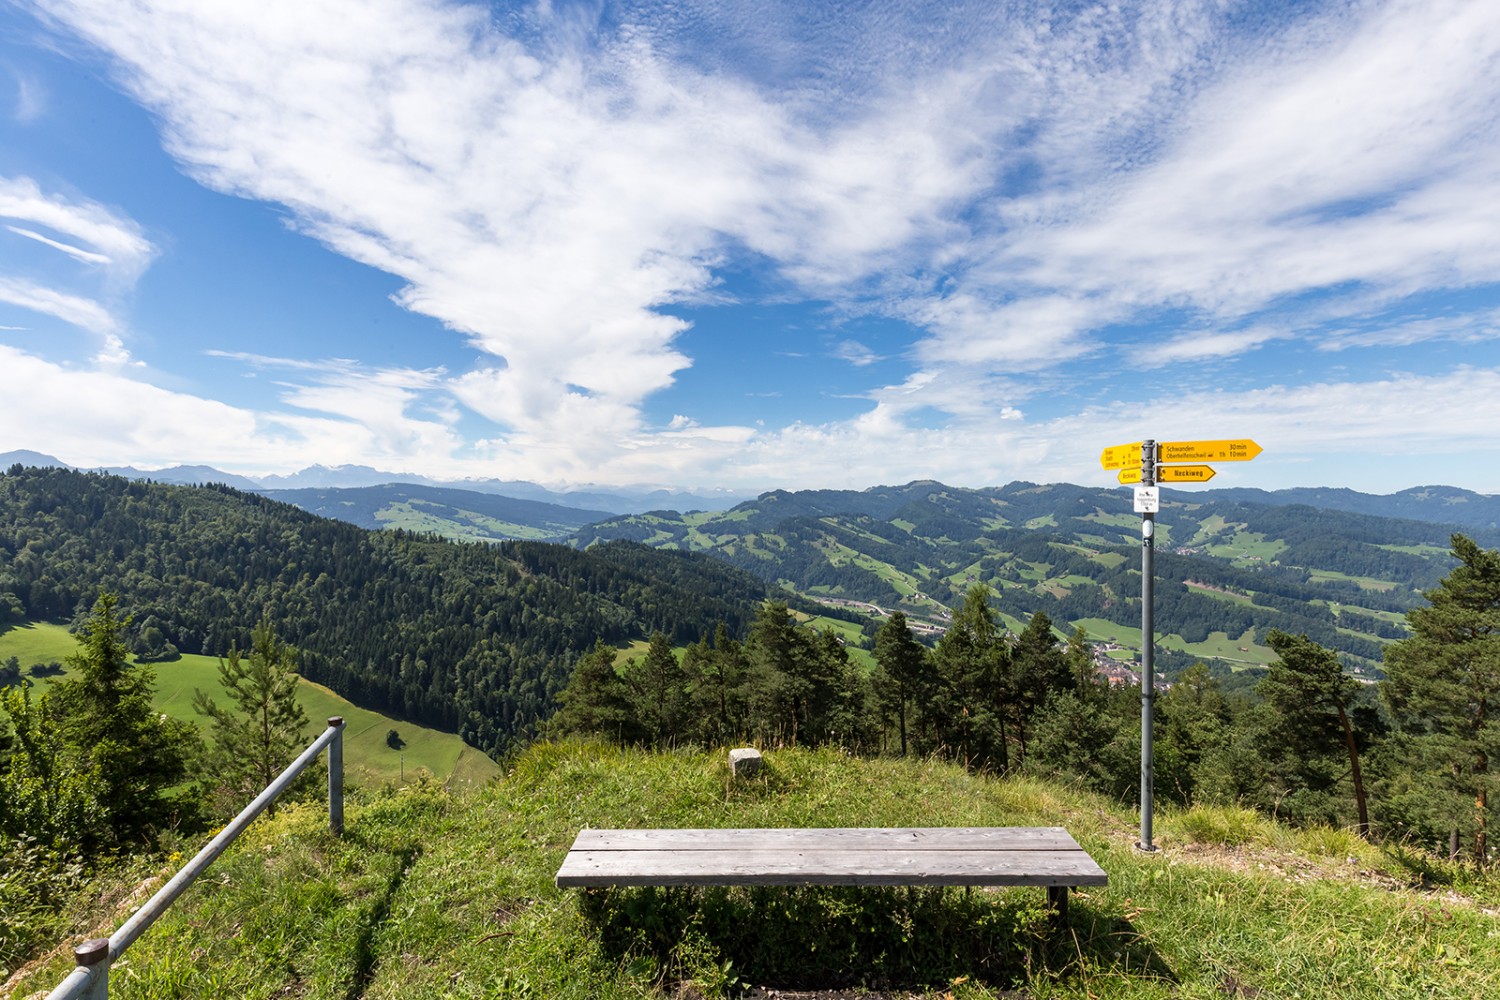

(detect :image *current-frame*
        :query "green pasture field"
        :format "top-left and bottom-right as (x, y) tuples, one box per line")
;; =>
(1160, 627), (1273, 666)
(373, 501), (558, 542)
(1067, 619), (1272, 668)
(19, 743), (1500, 999)
(1206, 531), (1285, 563)
(1186, 513), (1233, 544)
(613, 638), (654, 661)
(1376, 542), (1452, 557)
(1081, 511), (1137, 529)
(1069, 617), (1142, 648)
(1184, 582), (1253, 605)
(1307, 568), (1398, 591)
(0, 622), (500, 789)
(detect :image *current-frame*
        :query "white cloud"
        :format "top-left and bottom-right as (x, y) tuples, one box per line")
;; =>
(831, 339), (879, 367)
(0, 277), (116, 332)
(0, 176), (154, 281)
(17, 0), (1500, 490)
(0, 175), (155, 364)
(1134, 326), (1291, 368)
(1318, 310), (1500, 351)
(6, 225), (113, 265)
(9, 68), (46, 122)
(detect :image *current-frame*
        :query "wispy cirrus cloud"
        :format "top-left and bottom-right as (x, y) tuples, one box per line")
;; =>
(0, 174), (155, 365)
(0, 175), (153, 281)
(14, 0), (1500, 487)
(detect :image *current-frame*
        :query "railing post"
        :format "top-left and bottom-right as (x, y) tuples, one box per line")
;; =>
(44, 720), (348, 1000)
(327, 716), (344, 836)
(74, 938), (108, 1000)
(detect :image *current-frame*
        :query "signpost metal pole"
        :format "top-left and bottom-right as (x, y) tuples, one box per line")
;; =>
(1101, 436), (1259, 853)
(1139, 440), (1158, 853)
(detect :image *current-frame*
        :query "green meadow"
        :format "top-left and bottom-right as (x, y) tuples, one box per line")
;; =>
(0, 622), (499, 789)
(10, 742), (1500, 999)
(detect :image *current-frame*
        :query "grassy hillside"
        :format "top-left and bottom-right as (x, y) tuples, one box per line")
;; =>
(576, 480), (1492, 676)
(9, 743), (1499, 998)
(258, 483), (614, 542)
(0, 622), (499, 788)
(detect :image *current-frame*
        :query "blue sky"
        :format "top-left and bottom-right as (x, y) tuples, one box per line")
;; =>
(3, 0), (1500, 494)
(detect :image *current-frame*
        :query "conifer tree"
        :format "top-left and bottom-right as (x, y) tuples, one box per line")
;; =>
(932, 584), (1011, 770)
(1383, 534), (1500, 864)
(1260, 630), (1369, 837)
(873, 611), (930, 756)
(50, 592), (199, 849)
(193, 615), (310, 816)
(551, 641), (644, 744)
(632, 631), (688, 747)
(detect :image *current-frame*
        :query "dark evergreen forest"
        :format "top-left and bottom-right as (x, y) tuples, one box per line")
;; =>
(0, 466), (773, 754)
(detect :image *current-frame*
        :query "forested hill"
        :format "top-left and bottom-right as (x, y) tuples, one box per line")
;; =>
(574, 480), (1495, 672)
(0, 466), (774, 754)
(257, 483), (613, 542)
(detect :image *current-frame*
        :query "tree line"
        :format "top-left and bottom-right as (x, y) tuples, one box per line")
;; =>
(556, 534), (1500, 868)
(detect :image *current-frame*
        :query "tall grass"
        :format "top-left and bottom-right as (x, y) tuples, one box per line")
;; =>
(8, 742), (1500, 999)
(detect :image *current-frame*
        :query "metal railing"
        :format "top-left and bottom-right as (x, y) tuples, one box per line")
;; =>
(46, 717), (346, 1000)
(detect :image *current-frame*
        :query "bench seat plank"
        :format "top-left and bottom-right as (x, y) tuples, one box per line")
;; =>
(555, 827), (1108, 889)
(557, 848), (1107, 887)
(570, 826), (1082, 853)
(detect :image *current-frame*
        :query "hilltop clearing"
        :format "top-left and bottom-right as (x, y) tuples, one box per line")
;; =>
(8, 743), (1499, 999)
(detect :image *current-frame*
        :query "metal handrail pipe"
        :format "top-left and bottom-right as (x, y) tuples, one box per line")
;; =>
(109, 718), (344, 957)
(45, 717), (345, 1000)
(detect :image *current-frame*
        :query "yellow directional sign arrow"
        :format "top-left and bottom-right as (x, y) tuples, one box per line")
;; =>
(1100, 441), (1143, 470)
(1158, 439), (1261, 463)
(1157, 464), (1216, 483)
(1118, 467), (1142, 484)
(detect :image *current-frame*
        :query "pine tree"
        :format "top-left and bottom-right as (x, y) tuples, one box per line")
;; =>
(1383, 534), (1500, 865)
(1011, 611), (1073, 762)
(193, 615), (310, 816)
(932, 585), (1011, 770)
(552, 641), (644, 744)
(873, 611), (930, 756)
(632, 631), (688, 747)
(50, 592), (200, 849)
(1259, 630), (1369, 837)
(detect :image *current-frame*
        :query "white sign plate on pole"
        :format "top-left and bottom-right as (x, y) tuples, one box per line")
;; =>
(1133, 486), (1160, 513)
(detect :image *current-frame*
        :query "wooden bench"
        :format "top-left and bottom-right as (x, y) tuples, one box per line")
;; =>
(555, 826), (1107, 919)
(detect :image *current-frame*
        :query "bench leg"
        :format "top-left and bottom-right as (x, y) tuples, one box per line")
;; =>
(1047, 885), (1069, 926)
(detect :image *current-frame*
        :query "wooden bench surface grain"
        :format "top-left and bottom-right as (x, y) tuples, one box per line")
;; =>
(555, 826), (1109, 889)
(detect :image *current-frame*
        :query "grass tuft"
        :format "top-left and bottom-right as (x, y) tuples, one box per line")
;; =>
(10, 742), (1500, 999)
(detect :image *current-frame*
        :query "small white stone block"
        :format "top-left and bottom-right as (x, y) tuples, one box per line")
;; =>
(728, 747), (762, 777)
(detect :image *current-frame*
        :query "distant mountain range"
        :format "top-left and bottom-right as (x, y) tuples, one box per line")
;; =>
(0, 450), (756, 516)
(8, 448), (1500, 678)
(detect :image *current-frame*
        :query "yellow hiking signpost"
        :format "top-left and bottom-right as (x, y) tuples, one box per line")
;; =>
(1158, 438), (1262, 464)
(1100, 437), (1261, 856)
(1099, 442), (1142, 470)
(1156, 464), (1216, 483)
